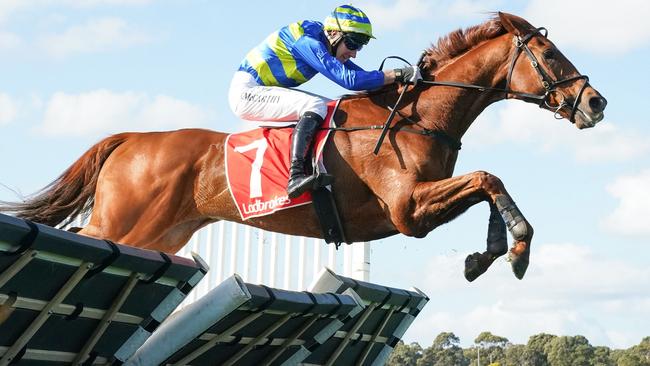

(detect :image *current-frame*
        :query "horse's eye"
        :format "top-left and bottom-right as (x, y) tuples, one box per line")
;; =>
(543, 49), (555, 59)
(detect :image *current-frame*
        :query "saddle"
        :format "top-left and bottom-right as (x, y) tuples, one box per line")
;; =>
(225, 100), (347, 245)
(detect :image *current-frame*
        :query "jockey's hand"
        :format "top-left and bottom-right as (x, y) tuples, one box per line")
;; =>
(394, 66), (422, 84)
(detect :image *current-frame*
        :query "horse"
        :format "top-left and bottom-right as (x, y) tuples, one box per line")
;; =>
(0, 13), (606, 282)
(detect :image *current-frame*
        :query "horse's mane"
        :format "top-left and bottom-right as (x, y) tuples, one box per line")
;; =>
(421, 14), (506, 74)
(343, 14), (507, 100)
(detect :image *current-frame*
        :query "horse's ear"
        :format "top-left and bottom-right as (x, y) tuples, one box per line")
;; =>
(498, 12), (535, 36)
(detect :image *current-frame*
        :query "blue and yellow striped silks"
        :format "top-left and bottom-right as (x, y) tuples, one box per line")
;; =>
(238, 21), (324, 87)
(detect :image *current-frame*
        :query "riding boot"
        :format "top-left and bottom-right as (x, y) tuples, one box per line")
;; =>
(287, 111), (334, 198)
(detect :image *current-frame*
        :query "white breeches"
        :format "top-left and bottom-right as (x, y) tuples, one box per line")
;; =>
(228, 71), (329, 126)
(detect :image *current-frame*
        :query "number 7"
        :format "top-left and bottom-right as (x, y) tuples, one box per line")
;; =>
(234, 138), (268, 198)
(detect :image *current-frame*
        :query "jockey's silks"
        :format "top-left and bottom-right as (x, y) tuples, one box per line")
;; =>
(238, 20), (384, 90)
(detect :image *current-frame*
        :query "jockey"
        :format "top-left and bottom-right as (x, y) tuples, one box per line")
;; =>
(229, 4), (422, 199)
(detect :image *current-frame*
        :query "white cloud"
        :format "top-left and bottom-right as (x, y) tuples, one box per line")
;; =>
(0, 1), (25, 25)
(524, 0), (650, 54)
(357, 0), (506, 30)
(0, 93), (18, 125)
(465, 102), (650, 163)
(406, 243), (650, 348)
(0, 0), (153, 24)
(38, 89), (210, 137)
(602, 170), (650, 235)
(356, 0), (434, 30)
(0, 31), (20, 48)
(37, 17), (151, 58)
(57, 0), (153, 5)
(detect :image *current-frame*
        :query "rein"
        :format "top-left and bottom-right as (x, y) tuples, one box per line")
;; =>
(368, 27), (590, 154)
(324, 110), (463, 151)
(371, 56), (421, 154)
(320, 55), (464, 152)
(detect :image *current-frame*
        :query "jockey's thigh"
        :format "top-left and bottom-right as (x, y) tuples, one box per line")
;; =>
(229, 71), (329, 123)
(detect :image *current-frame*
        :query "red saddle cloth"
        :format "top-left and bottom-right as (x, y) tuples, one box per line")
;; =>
(225, 100), (337, 220)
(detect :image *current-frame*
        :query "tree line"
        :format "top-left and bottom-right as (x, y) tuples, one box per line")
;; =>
(386, 331), (650, 366)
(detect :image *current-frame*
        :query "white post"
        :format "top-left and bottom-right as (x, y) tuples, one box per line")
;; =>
(328, 243), (336, 273)
(298, 237), (306, 289)
(269, 232), (278, 287)
(190, 231), (199, 253)
(343, 244), (352, 277)
(243, 226), (251, 281)
(190, 232), (201, 303)
(205, 224), (215, 285)
(256, 229), (265, 284)
(352, 242), (370, 281)
(229, 224), (238, 276)
(283, 235), (292, 289)
(312, 238), (321, 280)
(217, 222), (226, 284)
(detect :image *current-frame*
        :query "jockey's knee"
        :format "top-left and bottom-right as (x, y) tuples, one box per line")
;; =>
(299, 98), (328, 120)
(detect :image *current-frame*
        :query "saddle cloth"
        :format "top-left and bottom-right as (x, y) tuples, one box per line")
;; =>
(225, 100), (338, 220)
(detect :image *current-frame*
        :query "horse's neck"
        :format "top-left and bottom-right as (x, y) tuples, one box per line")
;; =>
(338, 35), (513, 143)
(419, 35), (512, 140)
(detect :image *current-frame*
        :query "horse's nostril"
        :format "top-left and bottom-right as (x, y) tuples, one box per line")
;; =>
(589, 96), (607, 113)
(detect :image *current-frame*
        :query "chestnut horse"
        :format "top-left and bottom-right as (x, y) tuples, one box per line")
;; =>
(1, 13), (606, 281)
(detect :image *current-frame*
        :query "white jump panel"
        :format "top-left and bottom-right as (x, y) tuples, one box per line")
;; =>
(178, 222), (370, 300)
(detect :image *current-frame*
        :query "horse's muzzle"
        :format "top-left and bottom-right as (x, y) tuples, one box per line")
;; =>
(574, 90), (607, 129)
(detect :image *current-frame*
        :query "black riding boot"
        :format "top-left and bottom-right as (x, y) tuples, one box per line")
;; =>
(287, 112), (334, 198)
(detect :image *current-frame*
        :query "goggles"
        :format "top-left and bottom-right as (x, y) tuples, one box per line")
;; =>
(342, 33), (370, 51)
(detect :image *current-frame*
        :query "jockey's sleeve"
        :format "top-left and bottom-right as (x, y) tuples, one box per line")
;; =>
(292, 36), (384, 91)
(344, 60), (364, 72)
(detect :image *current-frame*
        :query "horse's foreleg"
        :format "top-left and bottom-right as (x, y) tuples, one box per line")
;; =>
(494, 194), (533, 279)
(400, 171), (533, 281)
(464, 203), (508, 281)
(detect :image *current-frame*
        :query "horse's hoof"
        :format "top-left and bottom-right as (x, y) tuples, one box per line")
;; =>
(464, 252), (487, 282)
(511, 258), (528, 279)
(509, 243), (530, 279)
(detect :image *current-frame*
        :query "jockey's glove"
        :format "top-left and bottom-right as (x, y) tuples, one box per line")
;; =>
(394, 65), (423, 84)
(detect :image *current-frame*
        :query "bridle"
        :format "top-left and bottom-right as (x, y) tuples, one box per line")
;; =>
(371, 27), (590, 154)
(505, 27), (590, 122)
(418, 27), (590, 121)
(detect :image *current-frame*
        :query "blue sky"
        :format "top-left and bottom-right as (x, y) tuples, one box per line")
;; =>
(1, 0), (649, 350)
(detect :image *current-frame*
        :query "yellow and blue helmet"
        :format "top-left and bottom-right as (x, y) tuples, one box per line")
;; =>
(324, 4), (374, 39)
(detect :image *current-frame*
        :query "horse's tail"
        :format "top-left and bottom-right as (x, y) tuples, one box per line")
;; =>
(0, 133), (130, 227)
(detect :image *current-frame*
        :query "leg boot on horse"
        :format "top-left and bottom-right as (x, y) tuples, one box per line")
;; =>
(286, 111), (334, 198)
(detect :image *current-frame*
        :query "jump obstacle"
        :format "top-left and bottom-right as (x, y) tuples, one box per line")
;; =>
(1, 213), (427, 365)
(176, 222), (371, 295)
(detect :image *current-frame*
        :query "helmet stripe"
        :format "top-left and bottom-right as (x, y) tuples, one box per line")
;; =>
(324, 4), (374, 38)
